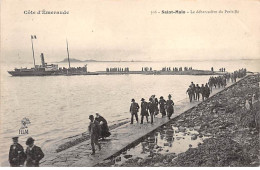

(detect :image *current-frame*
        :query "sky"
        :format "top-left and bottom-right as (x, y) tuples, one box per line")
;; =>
(1, 0), (260, 63)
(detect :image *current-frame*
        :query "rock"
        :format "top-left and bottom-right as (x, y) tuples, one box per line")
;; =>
(154, 145), (159, 149)
(178, 119), (185, 123)
(164, 143), (169, 146)
(194, 126), (201, 131)
(176, 137), (182, 140)
(175, 129), (179, 133)
(115, 157), (121, 162)
(102, 159), (112, 164)
(137, 159), (143, 164)
(154, 163), (160, 167)
(178, 126), (186, 132)
(204, 133), (211, 137)
(166, 154), (175, 161)
(123, 155), (133, 159)
(191, 134), (198, 140)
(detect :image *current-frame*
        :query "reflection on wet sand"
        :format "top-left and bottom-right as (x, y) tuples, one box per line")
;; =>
(109, 124), (211, 166)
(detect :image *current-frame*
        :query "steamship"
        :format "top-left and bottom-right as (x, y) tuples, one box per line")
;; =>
(8, 53), (59, 76)
(7, 37), (95, 76)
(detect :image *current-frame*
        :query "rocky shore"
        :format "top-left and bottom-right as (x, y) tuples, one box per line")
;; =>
(97, 74), (259, 167)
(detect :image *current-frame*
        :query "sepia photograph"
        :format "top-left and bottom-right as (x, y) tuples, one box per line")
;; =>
(0, 0), (259, 167)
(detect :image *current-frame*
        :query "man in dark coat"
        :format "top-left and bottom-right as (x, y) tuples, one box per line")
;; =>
(195, 84), (201, 101)
(148, 97), (156, 124)
(189, 82), (196, 100)
(205, 83), (210, 98)
(89, 115), (101, 155)
(159, 96), (166, 117)
(140, 98), (149, 124)
(9, 137), (26, 167)
(186, 86), (193, 102)
(154, 98), (159, 116)
(95, 113), (111, 139)
(25, 137), (44, 167)
(130, 99), (140, 124)
(166, 94), (174, 119)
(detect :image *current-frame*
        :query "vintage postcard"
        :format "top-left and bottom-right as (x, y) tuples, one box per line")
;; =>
(0, 0), (259, 167)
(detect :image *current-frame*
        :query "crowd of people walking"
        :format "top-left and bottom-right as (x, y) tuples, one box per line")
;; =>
(187, 68), (247, 102)
(130, 94), (174, 124)
(186, 82), (211, 102)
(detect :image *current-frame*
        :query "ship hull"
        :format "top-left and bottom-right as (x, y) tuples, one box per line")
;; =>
(8, 71), (56, 76)
(8, 71), (98, 76)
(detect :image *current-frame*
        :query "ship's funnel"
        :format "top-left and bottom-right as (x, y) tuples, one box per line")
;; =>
(40, 53), (45, 67)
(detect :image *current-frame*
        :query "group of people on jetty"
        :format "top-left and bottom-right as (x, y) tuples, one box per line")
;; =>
(106, 67), (130, 72)
(161, 67), (193, 72)
(87, 94), (175, 155)
(130, 94), (174, 124)
(186, 68), (247, 102)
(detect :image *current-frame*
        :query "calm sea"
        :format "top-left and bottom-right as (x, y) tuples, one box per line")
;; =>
(0, 60), (259, 166)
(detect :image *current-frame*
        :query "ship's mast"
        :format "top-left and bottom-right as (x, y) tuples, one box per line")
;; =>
(31, 35), (36, 68)
(66, 39), (71, 68)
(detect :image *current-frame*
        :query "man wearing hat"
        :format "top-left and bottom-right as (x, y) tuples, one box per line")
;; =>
(129, 99), (140, 124)
(159, 96), (166, 117)
(140, 98), (149, 124)
(9, 137), (26, 167)
(25, 137), (44, 167)
(89, 115), (101, 155)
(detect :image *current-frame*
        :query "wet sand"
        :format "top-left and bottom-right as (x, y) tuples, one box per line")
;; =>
(40, 75), (241, 167)
(97, 74), (259, 167)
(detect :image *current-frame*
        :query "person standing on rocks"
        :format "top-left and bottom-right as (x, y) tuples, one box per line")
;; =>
(166, 94), (174, 119)
(140, 98), (149, 124)
(159, 96), (166, 117)
(9, 137), (26, 167)
(130, 99), (140, 124)
(25, 137), (44, 167)
(88, 115), (101, 155)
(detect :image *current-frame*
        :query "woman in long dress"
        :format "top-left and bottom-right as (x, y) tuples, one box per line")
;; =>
(95, 113), (111, 139)
(166, 94), (174, 119)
